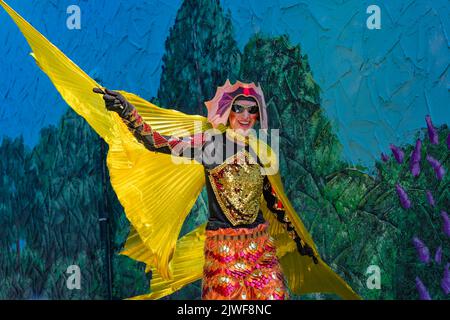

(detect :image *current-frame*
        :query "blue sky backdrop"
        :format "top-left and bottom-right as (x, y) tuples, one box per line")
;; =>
(0, 0), (448, 167)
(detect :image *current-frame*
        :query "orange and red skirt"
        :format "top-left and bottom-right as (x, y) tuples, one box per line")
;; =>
(201, 222), (289, 300)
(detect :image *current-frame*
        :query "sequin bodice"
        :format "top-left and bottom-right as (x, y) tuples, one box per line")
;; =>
(207, 150), (264, 226)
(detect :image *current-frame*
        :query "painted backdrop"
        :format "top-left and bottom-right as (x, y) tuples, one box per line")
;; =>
(0, 0), (449, 300)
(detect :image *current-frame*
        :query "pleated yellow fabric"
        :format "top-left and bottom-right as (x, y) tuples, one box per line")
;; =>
(127, 224), (207, 300)
(1, 0), (361, 299)
(106, 127), (206, 280)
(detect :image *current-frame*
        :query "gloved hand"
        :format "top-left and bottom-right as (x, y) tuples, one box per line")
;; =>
(93, 87), (134, 117)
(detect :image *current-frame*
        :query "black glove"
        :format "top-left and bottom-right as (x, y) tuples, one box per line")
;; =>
(93, 87), (134, 117)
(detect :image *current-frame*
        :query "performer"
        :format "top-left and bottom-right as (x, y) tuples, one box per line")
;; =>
(0, 1), (360, 300)
(95, 83), (317, 300)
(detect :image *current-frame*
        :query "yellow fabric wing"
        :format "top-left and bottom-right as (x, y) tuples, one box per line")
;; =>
(0, 0), (207, 280)
(127, 224), (207, 300)
(107, 125), (206, 279)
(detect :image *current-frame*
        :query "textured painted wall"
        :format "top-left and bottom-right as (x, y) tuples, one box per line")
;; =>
(0, 0), (449, 167)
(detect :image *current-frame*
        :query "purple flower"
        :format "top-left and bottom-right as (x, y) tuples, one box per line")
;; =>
(426, 190), (435, 207)
(425, 115), (438, 144)
(441, 211), (450, 237)
(412, 237), (430, 264)
(409, 139), (421, 177)
(434, 246), (442, 264)
(415, 277), (432, 300)
(426, 155), (445, 180)
(410, 162), (420, 177)
(410, 139), (422, 163)
(442, 264), (450, 295)
(390, 144), (404, 163)
(395, 184), (411, 209)
(447, 133), (450, 150)
(381, 152), (389, 162)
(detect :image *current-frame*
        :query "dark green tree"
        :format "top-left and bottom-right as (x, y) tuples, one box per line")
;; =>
(0, 136), (30, 298)
(157, 0), (241, 115)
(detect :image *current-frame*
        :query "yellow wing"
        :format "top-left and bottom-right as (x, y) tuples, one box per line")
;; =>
(126, 224), (207, 300)
(0, 0), (208, 280)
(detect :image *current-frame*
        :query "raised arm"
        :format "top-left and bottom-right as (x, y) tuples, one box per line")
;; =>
(262, 176), (318, 264)
(94, 88), (206, 159)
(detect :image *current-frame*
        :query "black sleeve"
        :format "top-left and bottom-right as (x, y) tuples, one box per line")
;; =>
(263, 176), (318, 264)
(121, 107), (205, 160)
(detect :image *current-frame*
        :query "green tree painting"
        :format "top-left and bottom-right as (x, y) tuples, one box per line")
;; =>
(157, 0), (241, 115)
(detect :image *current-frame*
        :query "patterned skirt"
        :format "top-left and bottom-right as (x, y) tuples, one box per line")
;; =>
(201, 222), (289, 300)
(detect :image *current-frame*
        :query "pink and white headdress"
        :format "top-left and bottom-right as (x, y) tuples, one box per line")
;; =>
(205, 79), (268, 129)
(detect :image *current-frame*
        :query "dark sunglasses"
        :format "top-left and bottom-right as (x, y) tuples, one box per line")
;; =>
(231, 104), (259, 114)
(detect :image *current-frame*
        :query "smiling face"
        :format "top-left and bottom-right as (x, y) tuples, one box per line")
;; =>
(228, 97), (259, 134)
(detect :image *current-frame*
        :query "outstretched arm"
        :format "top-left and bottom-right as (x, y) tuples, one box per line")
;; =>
(94, 88), (205, 159)
(262, 176), (318, 264)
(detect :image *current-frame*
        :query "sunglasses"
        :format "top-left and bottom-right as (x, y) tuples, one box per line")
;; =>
(231, 103), (259, 114)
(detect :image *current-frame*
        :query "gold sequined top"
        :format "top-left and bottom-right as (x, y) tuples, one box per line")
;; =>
(207, 150), (264, 226)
